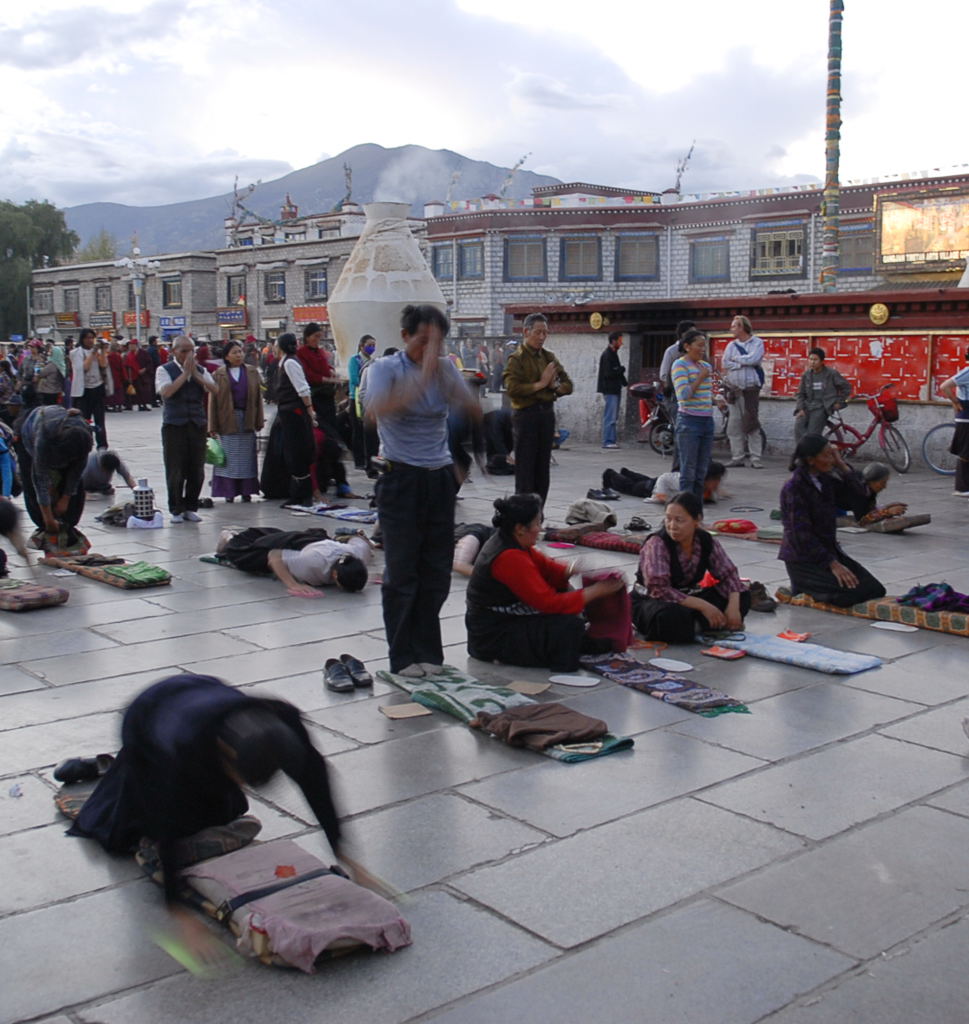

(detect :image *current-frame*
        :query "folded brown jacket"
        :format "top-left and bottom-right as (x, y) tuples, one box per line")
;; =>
(470, 703), (607, 751)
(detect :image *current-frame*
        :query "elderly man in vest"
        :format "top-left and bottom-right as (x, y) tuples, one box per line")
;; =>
(155, 335), (217, 523)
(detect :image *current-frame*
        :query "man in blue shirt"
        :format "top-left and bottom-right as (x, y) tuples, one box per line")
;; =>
(365, 305), (479, 676)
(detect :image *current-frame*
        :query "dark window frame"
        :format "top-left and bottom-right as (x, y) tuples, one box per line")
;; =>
(431, 244), (453, 281)
(559, 235), (602, 281)
(161, 278), (183, 309)
(750, 224), (806, 278)
(614, 233), (660, 281)
(503, 235), (547, 282)
(264, 270), (286, 303)
(458, 241), (484, 280)
(62, 287), (80, 313)
(838, 226), (875, 274)
(94, 284), (113, 311)
(304, 267), (328, 300)
(689, 238), (731, 284)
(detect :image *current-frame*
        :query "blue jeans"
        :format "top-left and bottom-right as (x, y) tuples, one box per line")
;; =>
(675, 413), (714, 499)
(601, 393), (620, 446)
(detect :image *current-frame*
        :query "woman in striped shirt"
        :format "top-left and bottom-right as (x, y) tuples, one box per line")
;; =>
(671, 329), (715, 499)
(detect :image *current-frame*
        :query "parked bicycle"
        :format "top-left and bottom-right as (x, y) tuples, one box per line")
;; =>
(921, 421), (957, 475)
(823, 382), (911, 472)
(628, 381), (674, 456)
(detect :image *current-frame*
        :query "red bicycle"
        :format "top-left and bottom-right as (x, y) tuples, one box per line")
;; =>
(823, 382), (911, 473)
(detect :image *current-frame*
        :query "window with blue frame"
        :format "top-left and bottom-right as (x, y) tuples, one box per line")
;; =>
(432, 245), (453, 280)
(689, 237), (731, 283)
(304, 268), (327, 299)
(264, 270), (285, 303)
(559, 235), (601, 280)
(458, 241), (484, 279)
(615, 233), (659, 280)
(504, 236), (546, 281)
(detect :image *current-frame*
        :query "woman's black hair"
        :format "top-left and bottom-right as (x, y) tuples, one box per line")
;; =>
(492, 493), (542, 537)
(665, 490), (704, 520)
(678, 328), (707, 354)
(0, 500), (20, 538)
(222, 339), (242, 365)
(705, 460), (726, 481)
(79, 328), (96, 345)
(302, 322), (322, 340)
(276, 332), (298, 357)
(53, 415), (94, 467)
(383, 347), (398, 357)
(400, 304), (449, 337)
(809, 347), (826, 361)
(788, 432), (829, 471)
(334, 554), (367, 592)
(218, 708), (304, 787)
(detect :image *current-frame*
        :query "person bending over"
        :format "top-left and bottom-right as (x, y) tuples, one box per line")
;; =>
(779, 434), (886, 606)
(217, 526), (370, 598)
(633, 490), (750, 643)
(466, 493), (624, 671)
(82, 449), (136, 496)
(14, 405), (93, 536)
(832, 461), (907, 524)
(70, 674), (343, 964)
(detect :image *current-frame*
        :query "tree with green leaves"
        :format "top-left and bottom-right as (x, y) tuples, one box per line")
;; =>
(73, 229), (118, 263)
(0, 199), (79, 338)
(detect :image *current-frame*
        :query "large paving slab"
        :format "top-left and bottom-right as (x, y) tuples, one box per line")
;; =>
(426, 899), (853, 1024)
(699, 732), (967, 839)
(76, 891), (555, 1024)
(452, 798), (803, 947)
(458, 729), (761, 837)
(763, 912), (969, 1023)
(717, 805), (969, 960)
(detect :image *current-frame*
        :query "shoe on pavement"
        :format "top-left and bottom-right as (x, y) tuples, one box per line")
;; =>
(601, 443), (620, 450)
(323, 658), (355, 693)
(397, 664), (425, 678)
(726, 458), (747, 468)
(748, 580), (777, 612)
(169, 514), (184, 524)
(339, 653), (373, 688)
(419, 663), (445, 676)
(182, 510), (203, 522)
(749, 460), (764, 469)
(953, 490), (969, 496)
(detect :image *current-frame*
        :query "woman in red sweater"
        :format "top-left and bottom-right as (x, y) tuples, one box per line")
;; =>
(465, 493), (624, 671)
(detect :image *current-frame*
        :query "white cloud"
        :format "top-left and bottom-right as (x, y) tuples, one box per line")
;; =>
(1, 0), (966, 210)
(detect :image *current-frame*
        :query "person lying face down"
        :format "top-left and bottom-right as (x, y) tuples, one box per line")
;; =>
(216, 525), (372, 598)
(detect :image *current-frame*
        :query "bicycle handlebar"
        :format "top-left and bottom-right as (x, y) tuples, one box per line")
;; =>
(852, 382), (896, 402)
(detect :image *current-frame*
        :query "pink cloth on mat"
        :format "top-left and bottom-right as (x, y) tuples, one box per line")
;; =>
(181, 839), (410, 972)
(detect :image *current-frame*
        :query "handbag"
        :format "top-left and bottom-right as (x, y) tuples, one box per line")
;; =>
(205, 437), (227, 466)
(126, 384), (136, 396)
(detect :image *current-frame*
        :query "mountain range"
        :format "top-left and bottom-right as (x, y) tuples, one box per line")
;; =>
(64, 143), (561, 257)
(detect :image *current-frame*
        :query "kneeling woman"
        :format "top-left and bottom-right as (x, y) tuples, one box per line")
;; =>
(466, 493), (624, 671)
(633, 491), (750, 642)
(779, 434), (886, 606)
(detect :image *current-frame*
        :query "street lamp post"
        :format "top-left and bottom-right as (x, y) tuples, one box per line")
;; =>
(115, 247), (160, 342)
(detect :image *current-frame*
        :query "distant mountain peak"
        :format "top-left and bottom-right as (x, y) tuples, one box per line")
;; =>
(64, 143), (561, 256)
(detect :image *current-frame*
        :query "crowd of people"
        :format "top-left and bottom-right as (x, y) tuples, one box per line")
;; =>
(25, 305), (964, 971)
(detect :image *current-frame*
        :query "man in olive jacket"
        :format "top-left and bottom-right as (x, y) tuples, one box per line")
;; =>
(503, 313), (573, 505)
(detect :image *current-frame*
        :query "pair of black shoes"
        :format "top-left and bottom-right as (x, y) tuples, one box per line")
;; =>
(325, 654), (373, 693)
(602, 467), (655, 499)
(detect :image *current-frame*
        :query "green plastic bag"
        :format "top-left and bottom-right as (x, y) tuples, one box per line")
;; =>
(205, 437), (226, 467)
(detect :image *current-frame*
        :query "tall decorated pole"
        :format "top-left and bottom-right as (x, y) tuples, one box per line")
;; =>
(819, 0), (844, 292)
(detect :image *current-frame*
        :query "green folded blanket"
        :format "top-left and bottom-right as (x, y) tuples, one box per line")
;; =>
(377, 666), (634, 762)
(102, 562), (172, 586)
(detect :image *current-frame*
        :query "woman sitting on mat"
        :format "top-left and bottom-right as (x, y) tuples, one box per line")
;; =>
(465, 493), (624, 671)
(779, 433), (886, 606)
(633, 490), (750, 643)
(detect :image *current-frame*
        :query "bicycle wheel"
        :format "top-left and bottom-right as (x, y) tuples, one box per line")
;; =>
(648, 421), (675, 457)
(880, 425), (911, 473)
(921, 422), (957, 475)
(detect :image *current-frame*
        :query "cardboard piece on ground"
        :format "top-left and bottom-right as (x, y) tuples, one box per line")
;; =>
(508, 680), (552, 695)
(379, 702), (433, 719)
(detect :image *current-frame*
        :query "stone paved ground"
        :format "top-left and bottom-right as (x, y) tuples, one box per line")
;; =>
(2, 407), (968, 1024)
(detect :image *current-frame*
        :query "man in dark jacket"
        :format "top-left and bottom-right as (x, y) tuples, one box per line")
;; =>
(597, 331), (628, 449)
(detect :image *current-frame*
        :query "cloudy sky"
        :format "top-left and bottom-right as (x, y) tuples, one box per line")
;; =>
(3, 0), (966, 210)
